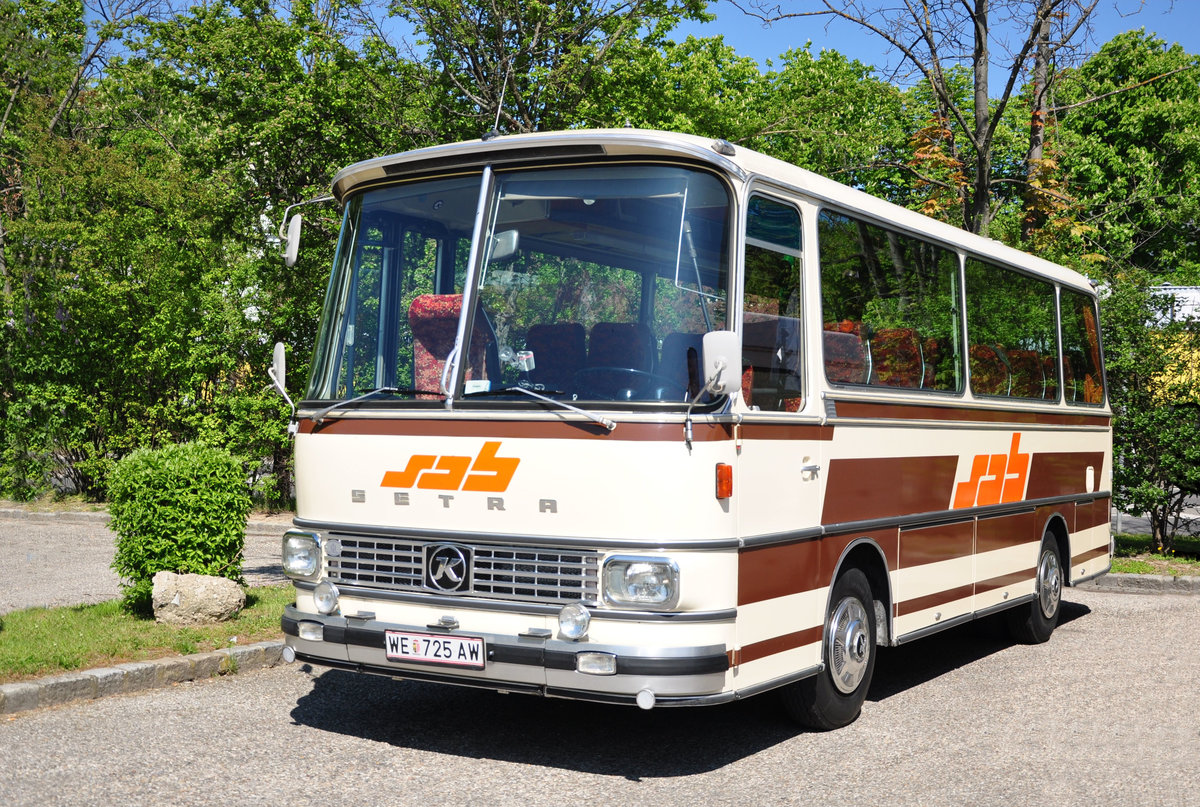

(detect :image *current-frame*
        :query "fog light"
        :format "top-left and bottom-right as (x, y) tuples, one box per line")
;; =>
(313, 581), (340, 615)
(297, 621), (324, 641)
(576, 652), (617, 675)
(558, 602), (591, 640)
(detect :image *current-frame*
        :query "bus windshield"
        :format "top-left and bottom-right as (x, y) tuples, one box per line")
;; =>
(307, 163), (731, 405)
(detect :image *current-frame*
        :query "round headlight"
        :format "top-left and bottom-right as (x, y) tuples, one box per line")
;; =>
(558, 602), (591, 640)
(313, 581), (340, 615)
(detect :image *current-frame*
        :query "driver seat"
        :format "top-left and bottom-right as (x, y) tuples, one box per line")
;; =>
(408, 294), (493, 395)
(587, 322), (655, 372)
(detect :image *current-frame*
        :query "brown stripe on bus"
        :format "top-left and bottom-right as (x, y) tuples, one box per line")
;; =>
(899, 521), (974, 568)
(1073, 496), (1111, 531)
(821, 456), (960, 524)
(1071, 545), (1111, 567)
(297, 417), (736, 441)
(733, 626), (823, 667)
(976, 510), (1040, 553)
(832, 399), (1111, 428)
(1026, 452), (1106, 498)
(975, 567), (1036, 595)
(737, 529), (898, 606)
(895, 583), (975, 617)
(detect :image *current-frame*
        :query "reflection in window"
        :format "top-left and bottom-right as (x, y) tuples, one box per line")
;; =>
(742, 195), (803, 411)
(1061, 288), (1105, 404)
(964, 259), (1060, 400)
(818, 211), (962, 392)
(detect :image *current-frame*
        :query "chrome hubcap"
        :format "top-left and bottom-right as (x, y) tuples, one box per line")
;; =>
(828, 596), (871, 694)
(1037, 548), (1062, 620)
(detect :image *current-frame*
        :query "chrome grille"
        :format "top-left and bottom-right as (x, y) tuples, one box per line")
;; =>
(327, 535), (599, 604)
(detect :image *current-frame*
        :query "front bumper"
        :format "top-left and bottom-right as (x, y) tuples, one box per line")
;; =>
(282, 605), (732, 707)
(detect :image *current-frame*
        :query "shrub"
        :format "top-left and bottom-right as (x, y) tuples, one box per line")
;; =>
(108, 442), (251, 614)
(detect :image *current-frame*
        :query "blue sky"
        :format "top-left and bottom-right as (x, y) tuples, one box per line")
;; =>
(673, 0), (1200, 74)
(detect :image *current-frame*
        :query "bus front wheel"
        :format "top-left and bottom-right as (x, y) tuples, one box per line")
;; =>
(780, 567), (877, 731)
(1005, 533), (1063, 644)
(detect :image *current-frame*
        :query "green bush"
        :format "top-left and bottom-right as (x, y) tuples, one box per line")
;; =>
(108, 442), (252, 614)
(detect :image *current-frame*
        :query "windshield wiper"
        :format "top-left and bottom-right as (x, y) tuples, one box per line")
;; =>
(467, 386), (616, 432)
(312, 387), (441, 423)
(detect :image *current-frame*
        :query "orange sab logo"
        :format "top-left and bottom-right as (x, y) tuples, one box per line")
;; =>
(380, 441), (520, 493)
(951, 433), (1030, 509)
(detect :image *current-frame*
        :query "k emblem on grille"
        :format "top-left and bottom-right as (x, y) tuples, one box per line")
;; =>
(426, 544), (471, 593)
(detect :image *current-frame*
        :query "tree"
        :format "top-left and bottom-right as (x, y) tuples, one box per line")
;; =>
(1103, 277), (1200, 552)
(391, 0), (709, 136)
(1054, 30), (1200, 283)
(734, 0), (1100, 236)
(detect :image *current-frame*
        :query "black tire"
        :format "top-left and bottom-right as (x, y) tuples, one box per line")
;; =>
(1005, 532), (1063, 644)
(781, 567), (877, 731)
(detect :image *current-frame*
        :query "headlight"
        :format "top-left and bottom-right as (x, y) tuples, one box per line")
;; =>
(282, 530), (320, 578)
(603, 557), (680, 610)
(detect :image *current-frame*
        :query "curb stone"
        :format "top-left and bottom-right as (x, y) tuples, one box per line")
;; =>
(0, 507), (289, 536)
(0, 641), (290, 717)
(1076, 572), (1200, 595)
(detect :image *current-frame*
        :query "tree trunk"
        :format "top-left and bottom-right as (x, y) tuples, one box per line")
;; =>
(1023, 4), (1052, 241)
(968, 0), (991, 236)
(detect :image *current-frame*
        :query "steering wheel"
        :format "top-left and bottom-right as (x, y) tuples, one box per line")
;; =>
(572, 367), (689, 401)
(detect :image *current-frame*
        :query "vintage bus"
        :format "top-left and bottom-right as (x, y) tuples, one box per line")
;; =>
(274, 129), (1111, 729)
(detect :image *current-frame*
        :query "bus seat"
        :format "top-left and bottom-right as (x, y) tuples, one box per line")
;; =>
(587, 322), (655, 371)
(823, 321), (869, 384)
(408, 294), (491, 394)
(870, 328), (922, 388)
(660, 332), (703, 398)
(1007, 349), (1045, 399)
(969, 344), (1010, 396)
(525, 323), (586, 390)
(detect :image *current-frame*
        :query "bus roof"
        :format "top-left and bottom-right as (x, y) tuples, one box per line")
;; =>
(330, 128), (1098, 294)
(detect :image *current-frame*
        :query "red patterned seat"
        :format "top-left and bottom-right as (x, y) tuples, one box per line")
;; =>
(1007, 349), (1045, 399)
(526, 323), (586, 390)
(969, 344), (1010, 396)
(408, 294), (492, 395)
(870, 328), (922, 388)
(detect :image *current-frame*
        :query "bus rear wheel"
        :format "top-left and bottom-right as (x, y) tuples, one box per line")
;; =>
(780, 567), (877, 730)
(1005, 533), (1063, 644)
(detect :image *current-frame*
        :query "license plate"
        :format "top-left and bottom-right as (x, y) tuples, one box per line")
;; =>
(385, 630), (486, 670)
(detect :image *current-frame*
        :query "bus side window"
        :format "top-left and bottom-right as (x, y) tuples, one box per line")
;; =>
(817, 210), (962, 392)
(963, 258), (1059, 401)
(1061, 289), (1105, 405)
(742, 195), (803, 412)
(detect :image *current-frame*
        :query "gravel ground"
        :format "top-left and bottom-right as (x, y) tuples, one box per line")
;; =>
(0, 511), (291, 615)
(1, 586), (1198, 806)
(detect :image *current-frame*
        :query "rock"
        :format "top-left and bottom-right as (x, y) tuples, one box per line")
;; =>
(152, 571), (246, 625)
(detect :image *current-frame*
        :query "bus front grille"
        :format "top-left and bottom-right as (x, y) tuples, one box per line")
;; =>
(326, 535), (600, 604)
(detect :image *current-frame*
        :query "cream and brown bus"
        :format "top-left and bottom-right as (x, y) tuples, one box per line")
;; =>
(275, 129), (1111, 729)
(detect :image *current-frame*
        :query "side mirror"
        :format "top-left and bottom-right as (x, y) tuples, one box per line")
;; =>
(284, 214), (302, 267)
(270, 342), (287, 394)
(701, 330), (741, 396)
(269, 341), (295, 420)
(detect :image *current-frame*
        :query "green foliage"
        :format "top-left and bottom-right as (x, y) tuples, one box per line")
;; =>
(108, 442), (251, 614)
(1056, 31), (1200, 282)
(1103, 276), (1200, 552)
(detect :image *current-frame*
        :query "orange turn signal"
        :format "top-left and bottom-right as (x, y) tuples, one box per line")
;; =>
(715, 463), (733, 500)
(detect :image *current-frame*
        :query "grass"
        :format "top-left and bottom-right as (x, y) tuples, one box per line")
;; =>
(0, 585), (294, 685)
(1110, 533), (1200, 577)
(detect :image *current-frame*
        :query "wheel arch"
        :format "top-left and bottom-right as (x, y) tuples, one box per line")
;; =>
(828, 537), (893, 646)
(1041, 511), (1071, 583)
